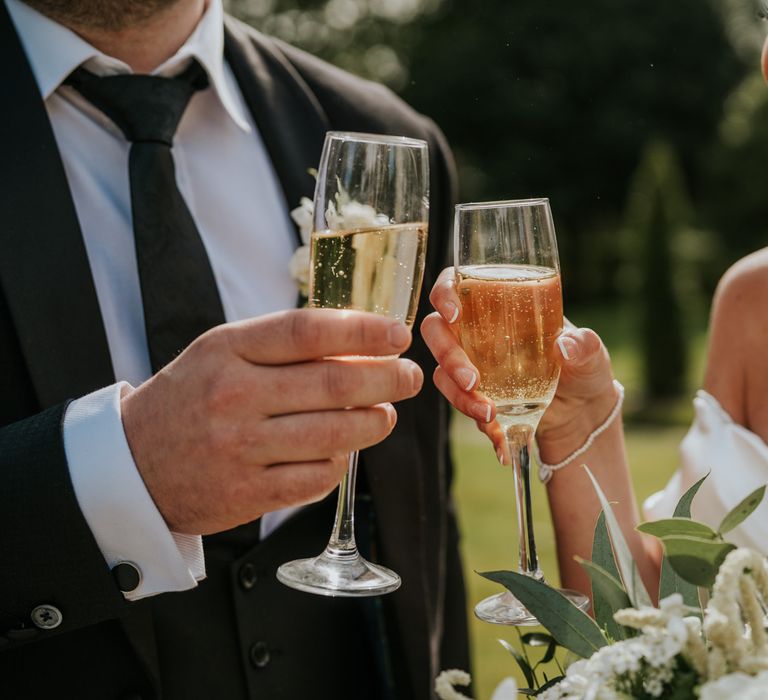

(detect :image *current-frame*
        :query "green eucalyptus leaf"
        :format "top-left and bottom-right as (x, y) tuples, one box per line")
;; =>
(539, 637), (558, 665)
(661, 535), (737, 587)
(673, 474), (708, 518)
(577, 557), (632, 640)
(584, 466), (652, 607)
(521, 632), (558, 668)
(482, 570), (607, 659)
(718, 485), (767, 535)
(521, 632), (554, 647)
(657, 475), (709, 610)
(637, 518), (718, 540)
(592, 511), (621, 581)
(498, 638), (536, 688)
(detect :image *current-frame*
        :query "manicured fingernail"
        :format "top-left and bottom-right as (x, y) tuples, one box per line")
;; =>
(496, 448), (508, 465)
(473, 402), (491, 423)
(558, 336), (575, 360)
(389, 323), (410, 348)
(384, 403), (397, 426)
(444, 303), (459, 324)
(456, 368), (477, 392)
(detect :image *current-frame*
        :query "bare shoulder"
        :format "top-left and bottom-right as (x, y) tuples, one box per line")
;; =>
(704, 248), (768, 430)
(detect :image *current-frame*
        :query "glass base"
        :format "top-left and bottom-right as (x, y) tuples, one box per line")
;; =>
(277, 550), (401, 598)
(474, 588), (590, 626)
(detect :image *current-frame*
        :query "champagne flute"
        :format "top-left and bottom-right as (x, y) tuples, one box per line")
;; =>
(277, 131), (429, 596)
(455, 199), (589, 625)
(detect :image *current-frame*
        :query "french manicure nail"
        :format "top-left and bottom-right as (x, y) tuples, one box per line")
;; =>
(496, 448), (508, 465)
(444, 303), (459, 324)
(557, 336), (573, 360)
(456, 368), (477, 392)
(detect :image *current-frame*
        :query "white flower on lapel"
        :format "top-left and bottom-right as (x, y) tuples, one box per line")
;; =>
(289, 183), (389, 298)
(289, 196), (313, 297)
(325, 181), (389, 231)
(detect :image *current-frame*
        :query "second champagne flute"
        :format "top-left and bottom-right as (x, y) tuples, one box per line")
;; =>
(455, 199), (589, 624)
(277, 131), (429, 596)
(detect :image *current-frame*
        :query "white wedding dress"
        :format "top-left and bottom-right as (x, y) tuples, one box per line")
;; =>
(643, 390), (768, 552)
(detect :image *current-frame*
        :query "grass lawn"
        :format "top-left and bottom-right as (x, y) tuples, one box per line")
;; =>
(449, 302), (710, 698)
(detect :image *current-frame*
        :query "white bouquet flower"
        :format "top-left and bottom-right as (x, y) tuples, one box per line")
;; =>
(437, 471), (768, 699)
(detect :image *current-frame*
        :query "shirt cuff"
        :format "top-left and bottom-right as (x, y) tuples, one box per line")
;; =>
(63, 382), (206, 600)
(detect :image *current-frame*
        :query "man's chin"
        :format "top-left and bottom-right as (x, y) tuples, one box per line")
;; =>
(22, 0), (184, 31)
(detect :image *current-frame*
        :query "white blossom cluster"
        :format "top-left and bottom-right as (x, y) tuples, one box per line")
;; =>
(436, 548), (768, 699)
(703, 547), (768, 679)
(288, 190), (390, 297)
(698, 670), (768, 699)
(434, 669), (473, 700)
(289, 196), (313, 297)
(324, 198), (389, 232)
(536, 594), (690, 700)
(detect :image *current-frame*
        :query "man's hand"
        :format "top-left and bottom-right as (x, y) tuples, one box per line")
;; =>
(121, 308), (423, 535)
(421, 267), (618, 461)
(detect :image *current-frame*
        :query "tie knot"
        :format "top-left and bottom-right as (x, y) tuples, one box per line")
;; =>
(65, 60), (209, 146)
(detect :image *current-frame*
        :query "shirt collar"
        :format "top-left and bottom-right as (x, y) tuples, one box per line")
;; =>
(4, 0), (251, 132)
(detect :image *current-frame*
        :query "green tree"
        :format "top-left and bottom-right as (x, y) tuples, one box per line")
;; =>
(229, 0), (745, 301)
(624, 141), (689, 400)
(702, 72), (768, 273)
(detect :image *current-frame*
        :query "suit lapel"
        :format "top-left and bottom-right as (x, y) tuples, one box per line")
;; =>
(0, 2), (114, 408)
(224, 17), (329, 248)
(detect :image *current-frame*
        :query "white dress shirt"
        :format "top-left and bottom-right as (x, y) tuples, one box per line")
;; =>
(6, 0), (304, 599)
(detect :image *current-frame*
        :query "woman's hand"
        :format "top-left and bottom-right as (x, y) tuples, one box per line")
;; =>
(420, 267), (620, 462)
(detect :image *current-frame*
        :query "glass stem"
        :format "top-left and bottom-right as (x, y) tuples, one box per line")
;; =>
(325, 450), (359, 558)
(503, 422), (543, 580)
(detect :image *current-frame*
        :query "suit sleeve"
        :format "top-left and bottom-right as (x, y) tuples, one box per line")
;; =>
(0, 403), (130, 648)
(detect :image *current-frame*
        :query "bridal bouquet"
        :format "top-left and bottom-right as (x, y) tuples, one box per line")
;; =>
(437, 469), (768, 699)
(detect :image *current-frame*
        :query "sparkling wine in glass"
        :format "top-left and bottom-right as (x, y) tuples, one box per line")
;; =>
(277, 131), (429, 597)
(455, 199), (589, 625)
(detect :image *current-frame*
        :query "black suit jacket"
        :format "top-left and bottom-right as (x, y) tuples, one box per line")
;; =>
(0, 8), (469, 699)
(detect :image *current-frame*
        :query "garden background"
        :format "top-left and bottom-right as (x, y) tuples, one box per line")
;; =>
(227, 1), (768, 694)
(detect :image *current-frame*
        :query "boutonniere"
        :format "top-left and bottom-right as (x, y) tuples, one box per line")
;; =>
(289, 178), (388, 298)
(289, 196), (313, 298)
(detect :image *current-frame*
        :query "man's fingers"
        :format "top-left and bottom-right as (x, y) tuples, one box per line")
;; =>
(228, 308), (412, 365)
(421, 312), (480, 392)
(255, 404), (398, 463)
(261, 358), (423, 415)
(258, 457), (350, 511)
(433, 367), (494, 424)
(429, 267), (461, 324)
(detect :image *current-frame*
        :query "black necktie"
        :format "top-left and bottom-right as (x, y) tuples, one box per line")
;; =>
(66, 61), (226, 373)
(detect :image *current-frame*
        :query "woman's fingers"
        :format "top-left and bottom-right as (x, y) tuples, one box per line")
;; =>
(429, 267), (461, 324)
(476, 418), (506, 461)
(421, 312), (482, 392)
(556, 326), (604, 372)
(433, 366), (494, 424)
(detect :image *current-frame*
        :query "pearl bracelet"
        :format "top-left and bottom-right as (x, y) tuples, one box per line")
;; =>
(537, 379), (625, 485)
